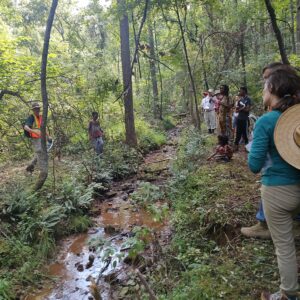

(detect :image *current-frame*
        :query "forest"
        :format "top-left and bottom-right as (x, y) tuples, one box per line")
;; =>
(1, 0), (300, 299)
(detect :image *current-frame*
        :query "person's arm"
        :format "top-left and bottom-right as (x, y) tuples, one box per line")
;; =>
(248, 115), (270, 173)
(243, 98), (251, 112)
(24, 115), (40, 136)
(207, 150), (217, 161)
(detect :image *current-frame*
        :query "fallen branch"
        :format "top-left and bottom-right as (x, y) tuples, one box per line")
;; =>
(134, 268), (158, 300)
(96, 256), (112, 285)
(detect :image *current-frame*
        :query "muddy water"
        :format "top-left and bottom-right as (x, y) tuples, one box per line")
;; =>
(25, 127), (179, 300)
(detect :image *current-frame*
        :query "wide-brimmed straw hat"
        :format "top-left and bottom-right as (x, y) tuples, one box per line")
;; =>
(31, 102), (41, 109)
(208, 88), (215, 94)
(274, 104), (300, 170)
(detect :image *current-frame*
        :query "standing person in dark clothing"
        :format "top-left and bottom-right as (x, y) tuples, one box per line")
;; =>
(88, 112), (104, 155)
(234, 86), (251, 151)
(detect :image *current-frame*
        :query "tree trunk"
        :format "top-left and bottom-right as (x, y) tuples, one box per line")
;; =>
(153, 22), (163, 120)
(35, 0), (58, 191)
(118, 0), (137, 147)
(297, 0), (300, 54)
(290, 0), (296, 54)
(148, 23), (159, 119)
(175, 0), (201, 130)
(199, 36), (209, 90)
(240, 34), (247, 87)
(264, 0), (290, 64)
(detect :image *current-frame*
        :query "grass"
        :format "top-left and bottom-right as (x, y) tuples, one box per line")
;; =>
(133, 127), (280, 300)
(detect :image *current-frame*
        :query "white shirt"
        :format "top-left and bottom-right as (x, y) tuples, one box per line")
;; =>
(201, 95), (215, 110)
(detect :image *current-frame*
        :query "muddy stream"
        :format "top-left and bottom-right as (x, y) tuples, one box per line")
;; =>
(25, 127), (180, 300)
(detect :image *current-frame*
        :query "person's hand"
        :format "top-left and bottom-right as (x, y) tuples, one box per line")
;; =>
(31, 129), (41, 135)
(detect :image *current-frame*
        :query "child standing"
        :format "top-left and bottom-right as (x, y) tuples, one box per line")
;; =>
(88, 112), (104, 155)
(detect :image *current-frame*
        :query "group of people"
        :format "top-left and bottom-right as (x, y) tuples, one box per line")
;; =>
(24, 107), (104, 173)
(202, 85), (252, 162)
(207, 62), (300, 300)
(22, 62), (300, 299)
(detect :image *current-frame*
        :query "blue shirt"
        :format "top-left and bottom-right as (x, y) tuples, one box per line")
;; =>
(248, 110), (300, 186)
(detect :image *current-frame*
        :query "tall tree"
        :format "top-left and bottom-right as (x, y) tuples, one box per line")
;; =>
(35, 0), (58, 191)
(297, 0), (300, 54)
(118, 0), (137, 147)
(264, 0), (290, 64)
(290, 0), (296, 54)
(148, 22), (159, 119)
(174, 0), (201, 130)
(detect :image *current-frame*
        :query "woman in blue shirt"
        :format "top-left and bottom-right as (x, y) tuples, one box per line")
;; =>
(248, 69), (300, 300)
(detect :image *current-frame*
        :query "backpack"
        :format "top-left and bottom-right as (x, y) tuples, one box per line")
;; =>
(23, 121), (30, 138)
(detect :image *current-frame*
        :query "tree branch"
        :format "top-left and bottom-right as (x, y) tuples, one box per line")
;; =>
(0, 90), (29, 106)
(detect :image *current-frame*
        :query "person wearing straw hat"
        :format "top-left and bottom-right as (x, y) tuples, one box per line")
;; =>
(241, 63), (300, 240)
(201, 88), (216, 134)
(24, 102), (48, 173)
(248, 68), (300, 300)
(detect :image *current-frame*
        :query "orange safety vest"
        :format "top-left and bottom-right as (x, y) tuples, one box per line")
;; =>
(30, 115), (42, 139)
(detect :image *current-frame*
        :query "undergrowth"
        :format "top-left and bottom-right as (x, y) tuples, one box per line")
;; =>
(0, 126), (166, 298)
(140, 127), (279, 300)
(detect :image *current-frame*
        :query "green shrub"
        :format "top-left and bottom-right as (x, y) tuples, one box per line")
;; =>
(0, 279), (14, 300)
(130, 181), (163, 206)
(66, 215), (92, 233)
(172, 128), (211, 172)
(135, 119), (166, 153)
(161, 116), (176, 130)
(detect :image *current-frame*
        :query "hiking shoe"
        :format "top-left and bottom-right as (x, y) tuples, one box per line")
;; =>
(261, 291), (300, 300)
(241, 221), (271, 239)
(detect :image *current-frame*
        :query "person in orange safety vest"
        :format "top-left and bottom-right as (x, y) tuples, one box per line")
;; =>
(24, 102), (50, 173)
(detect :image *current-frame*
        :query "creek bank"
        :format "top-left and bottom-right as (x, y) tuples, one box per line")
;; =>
(25, 126), (181, 300)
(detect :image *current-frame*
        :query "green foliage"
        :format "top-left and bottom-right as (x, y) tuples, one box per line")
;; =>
(55, 180), (94, 213)
(130, 181), (163, 206)
(161, 116), (176, 131)
(78, 142), (140, 182)
(66, 215), (92, 234)
(0, 279), (14, 300)
(172, 127), (214, 172)
(123, 226), (151, 260)
(0, 172), (94, 294)
(135, 119), (167, 153)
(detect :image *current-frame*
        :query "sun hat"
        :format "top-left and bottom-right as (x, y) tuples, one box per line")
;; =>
(274, 104), (300, 170)
(31, 102), (41, 109)
(208, 88), (215, 94)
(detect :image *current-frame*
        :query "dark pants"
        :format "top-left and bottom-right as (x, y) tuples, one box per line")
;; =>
(235, 119), (248, 145)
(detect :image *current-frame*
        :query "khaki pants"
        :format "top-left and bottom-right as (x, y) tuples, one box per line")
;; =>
(28, 139), (42, 171)
(262, 184), (300, 294)
(203, 110), (216, 130)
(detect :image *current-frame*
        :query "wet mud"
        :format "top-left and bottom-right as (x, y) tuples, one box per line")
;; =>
(25, 127), (180, 300)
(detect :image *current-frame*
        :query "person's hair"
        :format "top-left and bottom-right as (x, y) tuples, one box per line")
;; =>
(240, 86), (248, 94)
(217, 135), (229, 146)
(92, 111), (98, 118)
(220, 84), (229, 96)
(265, 69), (300, 112)
(262, 62), (297, 78)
